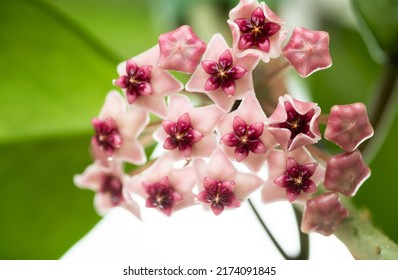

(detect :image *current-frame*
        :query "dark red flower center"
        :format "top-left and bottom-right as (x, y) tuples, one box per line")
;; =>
(196, 177), (240, 215)
(221, 116), (266, 162)
(143, 177), (182, 216)
(274, 157), (318, 202)
(114, 59), (153, 104)
(201, 50), (247, 97)
(162, 113), (203, 158)
(234, 7), (281, 52)
(100, 175), (124, 206)
(271, 102), (315, 141)
(92, 117), (122, 154)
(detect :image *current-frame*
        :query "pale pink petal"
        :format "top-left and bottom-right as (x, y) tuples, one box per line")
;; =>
(324, 150), (371, 197)
(216, 94), (276, 172)
(158, 25), (207, 74)
(117, 139), (146, 165)
(324, 103), (374, 152)
(261, 147), (325, 204)
(228, 0), (287, 62)
(301, 192), (349, 236)
(98, 90), (125, 120)
(283, 27), (332, 77)
(186, 33), (259, 111)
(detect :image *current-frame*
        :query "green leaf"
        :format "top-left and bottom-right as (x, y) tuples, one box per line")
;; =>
(352, 0), (398, 60)
(0, 0), (155, 258)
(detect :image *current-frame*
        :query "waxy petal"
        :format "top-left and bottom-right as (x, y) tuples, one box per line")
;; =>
(201, 60), (220, 75)
(234, 18), (253, 32)
(325, 103), (374, 152)
(283, 27), (332, 77)
(234, 145), (249, 162)
(247, 139), (266, 154)
(221, 79), (236, 97)
(233, 116), (248, 136)
(220, 133), (241, 147)
(158, 25), (207, 73)
(126, 59), (138, 76)
(218, 50), (233, 69)
(205, 76), (221, 91)
(177, 113), (192, 132)
(301, 192), (349, 236)
(251, 7), (265, 26)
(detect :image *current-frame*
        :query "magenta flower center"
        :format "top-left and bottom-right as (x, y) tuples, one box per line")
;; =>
(92, 117), (122, 153)
(221, 116), (266, 162)
(196, 176), (241, 215)
(162, 113), (203, 158)
(201, 50), (247, 97)
(114, 60), (153, 104)
(271, 102), (315, 140)
(100, 175), (124, 206)
(274, 157), (318, 202)
(143, 177), (182, 216)
(234, 7), (281, 52)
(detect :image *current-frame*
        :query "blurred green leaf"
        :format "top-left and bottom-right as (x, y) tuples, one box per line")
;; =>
(0, 134), (100, 259)
(352, 0), (398, 60)
(0, 0), (155, 258)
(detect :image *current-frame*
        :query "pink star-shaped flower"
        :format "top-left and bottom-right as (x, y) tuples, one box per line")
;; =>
(194, 149), (263, 215)
(283, 27), (332, 78)
(158, 25), (207, 74)
(262, 147), (325, 204)
(74, 161), (140, 217)
(217, 94), (277, 172)
(228, 0), (287, 62)
(153, 94), (225, 160)
(114, 45), (183, 118)
(126, 154), (196, 216)
(185, 33), (259, 112)
(301, 192), (349, 236)
(267, 94), (321, 151)
(324, 103), (374, 152)
(91, 91), (149, 167)
(324, 150), (371, 197)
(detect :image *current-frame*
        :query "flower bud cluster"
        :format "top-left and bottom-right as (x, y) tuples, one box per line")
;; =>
(74, 0), (373, 236)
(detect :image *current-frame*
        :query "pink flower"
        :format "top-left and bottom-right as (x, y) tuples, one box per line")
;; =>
(158, 25), (207, 74)
(195, 149), (263, 215)
(283, 27), (332, 77)
(114, 46), (183, 117)
(217, 94), (277, 172)
(91, 91), (148, 167)
(228, 0), (287, 62)
(324, 103), (374, 152)
(301, 192), (349, 236)
(267, 94), (321, 151)
(185, 33), (259, 111)
(126, 154), (196, 216)
(153, 94), (225, 160)
(324, 150), (371, 197)
(262, 147), (325, 203)
(74, 161), (140, 217)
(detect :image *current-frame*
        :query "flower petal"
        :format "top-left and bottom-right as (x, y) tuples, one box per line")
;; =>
(201, 60), (219, 75)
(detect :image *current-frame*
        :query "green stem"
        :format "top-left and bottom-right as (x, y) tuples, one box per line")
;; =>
(334, 200), (398, 259)
(362, 59), (398, 164)
(27, 0), (122, 65)
(247, 199), (309, 260)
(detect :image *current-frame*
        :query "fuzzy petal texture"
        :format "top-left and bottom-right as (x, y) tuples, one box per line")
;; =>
(262, 147), (325, 204)
(153, 94), (225, 160)
(116, 46), (183, 117)
(325, 103), (374, 152)
(74, 161), (140, 218)
(228, 0), (287, 62)
(126, 154), (197, 216)
(217, 94), (277, 172)
(91, 91), (149, 167)
(158, 25), (207, 73)
(283, 27), (332, 77)
(324, 150), (371, 197)
(267, 94), (321, 151)
(194, 149), (263, 215)
(185, 33), (259, 112)
(301, 192), (349, 236)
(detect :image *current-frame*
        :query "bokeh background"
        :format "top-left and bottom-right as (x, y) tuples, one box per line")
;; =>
(0, 0), (397, 259)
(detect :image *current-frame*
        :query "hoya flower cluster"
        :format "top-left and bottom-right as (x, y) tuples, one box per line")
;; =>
(74, 0), (373, 237)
